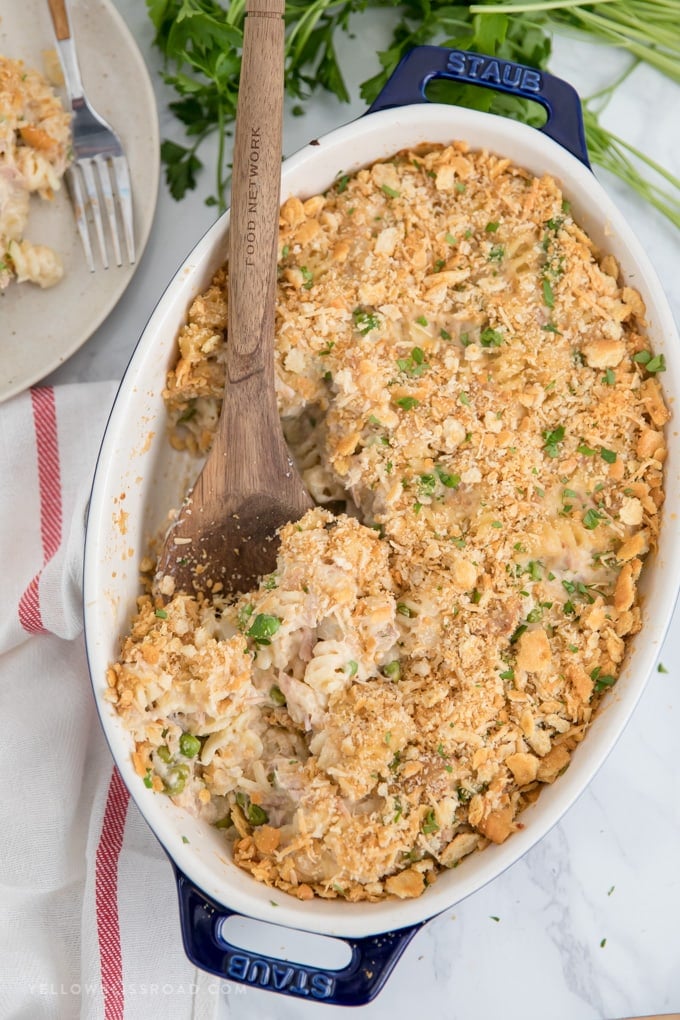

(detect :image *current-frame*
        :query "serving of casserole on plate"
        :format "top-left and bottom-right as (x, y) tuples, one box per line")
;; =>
(0, 0), (159, 403)
(106, 139), (668, 903)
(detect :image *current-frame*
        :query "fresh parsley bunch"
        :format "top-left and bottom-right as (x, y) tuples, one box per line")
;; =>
(147, 0), (680, 227)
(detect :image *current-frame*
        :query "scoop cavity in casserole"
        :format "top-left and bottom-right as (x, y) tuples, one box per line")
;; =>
(108, 143), (668, 901)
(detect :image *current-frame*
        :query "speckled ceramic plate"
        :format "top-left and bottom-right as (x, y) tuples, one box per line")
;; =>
(0, 0), (159, 403)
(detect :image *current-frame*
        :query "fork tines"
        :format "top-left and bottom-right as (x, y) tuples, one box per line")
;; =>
(67, 154), (135, 272)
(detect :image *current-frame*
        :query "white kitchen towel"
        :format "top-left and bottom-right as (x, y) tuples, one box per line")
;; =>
(0, 384), (220, 1020)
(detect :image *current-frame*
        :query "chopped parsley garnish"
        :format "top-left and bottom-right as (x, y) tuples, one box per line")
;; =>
(440, 328), (451, 340)
(237, 603), (254, 630)
(488, 244), (505, 262)
(600, 447), (617, 464)
(415, 314), (428, 327)
(396, 603), (414, 617)
(577, 441), (597, 456)
(418, 473), (437, 497)
(352, 307), (380, 335)
(396, 346), (428, 377)
(421, 809), (440, 834)
(236, 792), (269, 826)
(336, 173), (350, 193)
(602, 368), (616, 385)
(591, 667), (617, 693)
(633, 350), (666, 373)
(300, 265), (313, 289)
(583, 508), (605, 529)
(154, 608), (168, 619)
(542, 278), (555, 308)
(395, 396), (419, 411)
(526, 560), (543, 581)
(543, 425), (565, 458)
(485, 221), (500, 232)
(381, 183), (400, 198)
(510, 623), (527, 643)
(445, 232), (457, 245)
(542, 322), (561, 334)
(480, 327), (503, 347)
(436, 467), (461, 488)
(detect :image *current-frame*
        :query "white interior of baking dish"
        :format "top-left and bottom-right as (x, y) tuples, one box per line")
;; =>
(84, 103), (680, 939)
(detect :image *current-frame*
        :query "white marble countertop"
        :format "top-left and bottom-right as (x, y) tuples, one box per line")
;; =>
(47, 4), (680, 1018)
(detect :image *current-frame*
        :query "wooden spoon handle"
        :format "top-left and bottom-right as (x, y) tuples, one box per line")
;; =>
(227, 0), (285, 385)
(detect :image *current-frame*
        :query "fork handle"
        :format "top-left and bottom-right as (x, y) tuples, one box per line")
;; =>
(47, 0), (85, 101)
(47, 0), (71, 41)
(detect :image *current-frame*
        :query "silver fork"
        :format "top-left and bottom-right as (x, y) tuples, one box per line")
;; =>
(47, 0), (135, 270)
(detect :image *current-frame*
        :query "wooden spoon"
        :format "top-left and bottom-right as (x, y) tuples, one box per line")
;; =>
(156, 0), (313, 599)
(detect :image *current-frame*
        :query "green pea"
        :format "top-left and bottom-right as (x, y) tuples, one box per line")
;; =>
(383, 660), (401, 682)
(179, 732), (201, 758)
(270, 685), (286, 706)
(247, 803), (269, 826)
(163, 765), (189, 796)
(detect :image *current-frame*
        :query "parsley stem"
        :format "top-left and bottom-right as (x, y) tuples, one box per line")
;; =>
(226, 0), (246, 25)
(216, 101), (226, 215)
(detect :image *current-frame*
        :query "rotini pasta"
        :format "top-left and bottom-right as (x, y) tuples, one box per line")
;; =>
(8, 238), (63, 288)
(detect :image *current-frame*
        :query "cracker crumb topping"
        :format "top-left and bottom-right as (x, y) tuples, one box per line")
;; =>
(113, 144), (668, 901)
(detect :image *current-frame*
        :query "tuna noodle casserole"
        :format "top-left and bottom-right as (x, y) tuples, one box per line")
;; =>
(0, 55), (71, 290)
(108, 143), (668, 902)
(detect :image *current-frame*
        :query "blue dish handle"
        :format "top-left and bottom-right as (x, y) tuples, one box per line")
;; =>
(174, 868), (423, 1006)
(367, 45), (590, 168)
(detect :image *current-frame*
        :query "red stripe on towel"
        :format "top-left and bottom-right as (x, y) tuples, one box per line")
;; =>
(18, 387), (63, 634)
(95, 767), (130, 1020)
